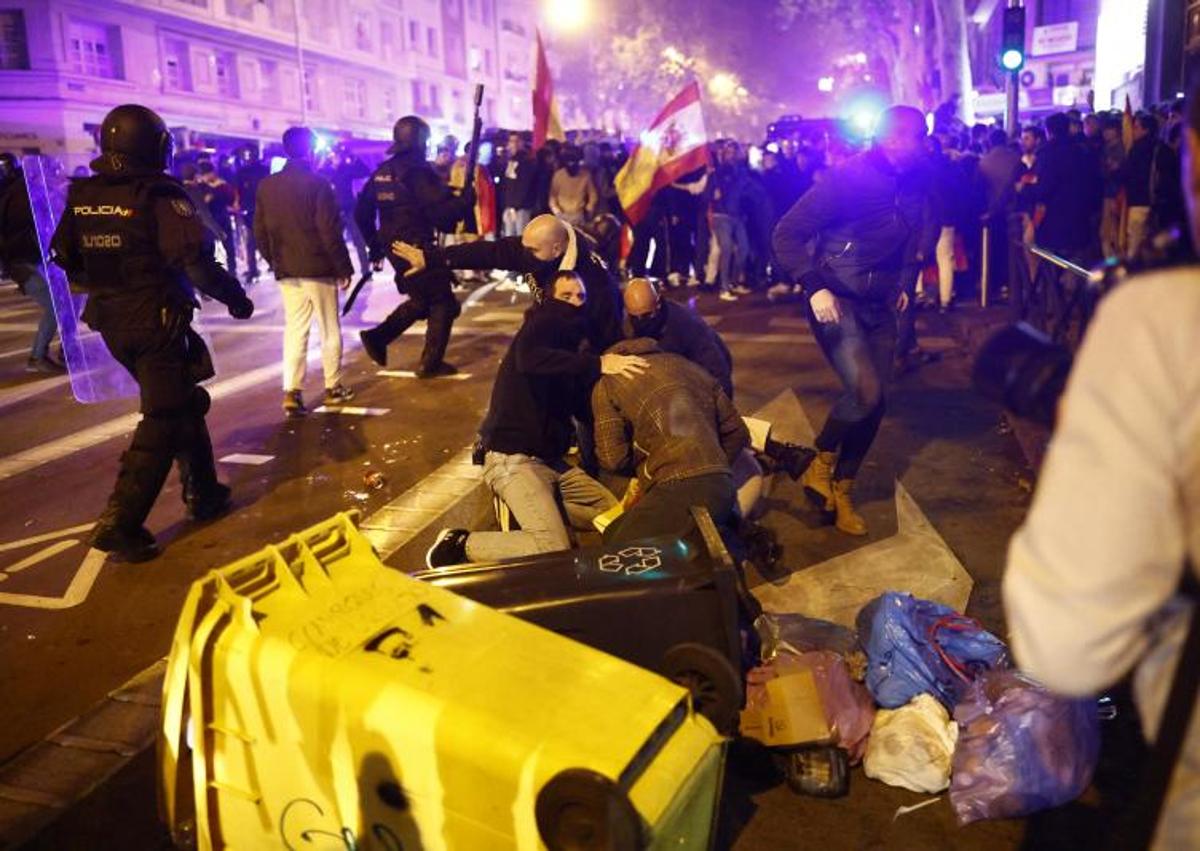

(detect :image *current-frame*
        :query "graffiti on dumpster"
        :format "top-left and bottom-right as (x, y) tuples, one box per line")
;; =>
(597, 546), (664, 577)
(280, 797), (406, 851)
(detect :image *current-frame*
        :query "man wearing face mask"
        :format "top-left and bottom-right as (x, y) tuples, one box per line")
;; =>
(391, 212), (624, 351)
(772, 105), (936, 536)
(426, 271), (648, 567)
(549, 145), (598, 228)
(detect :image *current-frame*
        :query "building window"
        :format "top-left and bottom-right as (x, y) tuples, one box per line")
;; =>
(354, 11), (372, 51)
(426, 26), (438, 58)
(67, 19), (122, 79)
(484, 48), (493, 75)
(384, 85), (396, 114)
(408, 20), (420, 51)
(0, 10), (29, 70)
(381, 21), (396, 58)
(451, 88), (464, 123)
(259, 58), (280, 101)
(429, 82), (441, 115)
(410, 79), (423, 111)
(345, 77), (367, 119)
(215, 50), (238, 97)
(303, 64), (318, 113)
(480, 0), (492, 27)
(485, 96), (495, 123)
(468, 46), (481, 72)
(162, 37), (192, 91)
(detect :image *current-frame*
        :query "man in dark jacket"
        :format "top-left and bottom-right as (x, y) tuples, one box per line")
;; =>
(0, 153), (63, 373)
(195, 160), (238, 276)
(321, 146), (372, 281)
(426, 271), (648, 567)
(1122, 112), (1184, 258)
(233, 145), (268, 283)
(623, 277), (732, 396)
(254, 126), (355, 416)
(1029, 112), (1102, 260)
(773, 105), (935, 536)
(592, 337), (750, 544)
(356, 115), (471, 377)
(392, 213), (624, 352)
(500, 133), (537, 236)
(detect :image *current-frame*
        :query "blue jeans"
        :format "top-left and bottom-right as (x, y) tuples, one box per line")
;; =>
(465, 451), (617, 561)
(17, 264), (57, 359)
(806, 298), (897, 480)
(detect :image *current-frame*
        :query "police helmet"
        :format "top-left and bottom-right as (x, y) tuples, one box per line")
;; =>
(98, 104), (174, 171)
(388, 116), (431, 157)
(0, 152), (17, 181)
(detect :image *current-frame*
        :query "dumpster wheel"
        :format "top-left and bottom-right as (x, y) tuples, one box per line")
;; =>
(662, 643), (743, 735)
(536, 768), (644, 851)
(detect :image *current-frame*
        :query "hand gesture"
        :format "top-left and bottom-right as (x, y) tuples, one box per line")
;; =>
(809, 288), (842, 324)
(601, 354), (649, 379)
(390, 240), (426, 277)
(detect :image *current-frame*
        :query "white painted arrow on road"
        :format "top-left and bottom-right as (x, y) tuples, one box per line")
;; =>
(0, 522), (109, 610)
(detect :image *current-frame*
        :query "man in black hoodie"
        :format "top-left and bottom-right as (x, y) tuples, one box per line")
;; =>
(50, 104), (254, 562)
(426, 271), (647, 567)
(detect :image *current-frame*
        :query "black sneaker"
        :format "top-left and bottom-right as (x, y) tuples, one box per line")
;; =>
(91, 522), (160, 563)
(416, 362), (458, 379)
(26, 356), (66, 375)
(426, 529), (470, 568)
(360, 330), (387, 367)
(324, 384), (355, 405)
(283, 389), (307, 417)
(188, 483), (232, 522)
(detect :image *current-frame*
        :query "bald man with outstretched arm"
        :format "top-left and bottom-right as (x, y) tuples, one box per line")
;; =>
(391, 213), (624, 351)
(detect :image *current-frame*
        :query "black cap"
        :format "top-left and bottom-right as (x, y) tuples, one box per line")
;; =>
(389, 115), (430, 156)
(97, 104), (173, 171)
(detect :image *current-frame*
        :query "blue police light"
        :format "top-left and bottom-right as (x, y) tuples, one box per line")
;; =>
(1001, 48), (1024, 72)
(313, 132), (331, 153)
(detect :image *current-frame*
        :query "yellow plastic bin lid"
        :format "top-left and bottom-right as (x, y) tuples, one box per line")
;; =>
(159, 512), (726, 850)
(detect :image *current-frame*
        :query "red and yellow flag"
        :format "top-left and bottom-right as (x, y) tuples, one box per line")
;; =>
(533, 30), (565, 149)
(615, 82), (710, 225)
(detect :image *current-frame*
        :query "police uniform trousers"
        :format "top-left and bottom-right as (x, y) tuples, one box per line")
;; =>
(370, 267), (461, 372)
(95, 302), (221, 530)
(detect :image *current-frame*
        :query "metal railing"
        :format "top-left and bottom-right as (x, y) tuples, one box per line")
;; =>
(1011, 241), (1107, 354)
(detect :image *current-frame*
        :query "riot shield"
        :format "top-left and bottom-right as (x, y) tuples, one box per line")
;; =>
(22, 156), (217, 403)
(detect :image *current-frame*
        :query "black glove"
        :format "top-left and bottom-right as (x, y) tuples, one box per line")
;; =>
(228, 295), (254, 320)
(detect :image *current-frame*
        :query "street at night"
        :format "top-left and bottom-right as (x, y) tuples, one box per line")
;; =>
(2, 0), (1198, 849)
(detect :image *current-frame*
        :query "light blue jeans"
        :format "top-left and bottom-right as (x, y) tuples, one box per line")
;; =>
(465, 451), (617, 562)
(17, 264), (57, 359)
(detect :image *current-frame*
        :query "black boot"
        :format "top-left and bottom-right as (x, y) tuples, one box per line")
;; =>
(416, 299), (460, 376)
(177, 417), (232, 522)
(91, 448), (171, 562)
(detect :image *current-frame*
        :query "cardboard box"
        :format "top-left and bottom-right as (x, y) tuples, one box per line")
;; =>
(740, 670), (833, 748)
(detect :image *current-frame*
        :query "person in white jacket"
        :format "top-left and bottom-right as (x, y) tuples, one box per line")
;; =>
(1003, 91), (1200, 849)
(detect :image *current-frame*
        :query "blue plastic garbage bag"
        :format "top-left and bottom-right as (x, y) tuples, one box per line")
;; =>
(950, 670), (1100, 824)
(856, 592), (1009, 709)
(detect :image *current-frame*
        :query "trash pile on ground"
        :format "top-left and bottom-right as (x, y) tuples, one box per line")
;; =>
(741, 591), (1101, 825)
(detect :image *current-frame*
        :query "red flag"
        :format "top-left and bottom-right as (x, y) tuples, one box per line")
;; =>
(615, 82), (710, 225)
(533, 30), (565, 149)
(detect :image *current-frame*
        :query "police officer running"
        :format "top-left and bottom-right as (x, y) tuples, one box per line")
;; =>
(51, 104), (254, 562)
(356, 116), (471, 377)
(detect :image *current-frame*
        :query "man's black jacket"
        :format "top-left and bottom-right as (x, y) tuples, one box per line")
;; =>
(254, 160), (353, 280)
(0, 170), (40, 277)
(1033, 136), (1102, 254)
(479, 299), (600, 461)
(425, 229), (623, 350)
(625, 300), (733, 397)
(772, 147), (935, 303)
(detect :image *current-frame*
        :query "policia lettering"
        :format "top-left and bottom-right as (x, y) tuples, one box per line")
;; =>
(50, 103), (254, 562)
(355, 115), (472, 376)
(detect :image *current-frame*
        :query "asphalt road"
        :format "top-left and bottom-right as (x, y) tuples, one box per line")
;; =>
(0, 274), (1103, 850)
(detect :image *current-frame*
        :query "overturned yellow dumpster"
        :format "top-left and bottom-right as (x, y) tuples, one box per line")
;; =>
(158, 512), (725, 850)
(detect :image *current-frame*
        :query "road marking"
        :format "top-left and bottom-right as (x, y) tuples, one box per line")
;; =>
(0, 346), (30, 359)
(311, 405), (390, 416)
(377, 369), (473, 381)
(0, 548), (107, 609)
(1, 539), (79, 578)
(0, 522), (94, 553)
(0, 374), (71, 412)
(720, 333), (817, 345)
(0, 322), (38, 332)
(219, 453), (275, 465)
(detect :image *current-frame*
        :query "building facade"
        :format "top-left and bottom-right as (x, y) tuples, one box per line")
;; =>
(0, 0), (536, 168)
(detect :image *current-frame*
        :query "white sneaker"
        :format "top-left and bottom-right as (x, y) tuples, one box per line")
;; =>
(687, 277), (702, 287)
(667, 272), (683, 288)
(719, 290), (739, 302)
(767, 282), (792, 299)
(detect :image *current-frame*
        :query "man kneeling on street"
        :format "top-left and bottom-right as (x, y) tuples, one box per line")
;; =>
(426, 271), (648, 567)
(592, 337), (750, 544)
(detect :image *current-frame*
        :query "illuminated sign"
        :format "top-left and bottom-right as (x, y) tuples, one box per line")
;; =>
(1031, 22), (1079, 57)
(1094, 0), (1149, 109)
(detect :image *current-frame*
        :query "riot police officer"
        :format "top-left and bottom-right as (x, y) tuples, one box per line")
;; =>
(355, 115), (470, 377)
(51, 104), (254, 562)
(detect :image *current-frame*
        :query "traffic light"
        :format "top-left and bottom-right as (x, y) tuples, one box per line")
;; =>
(1001, 5), (1026, 72)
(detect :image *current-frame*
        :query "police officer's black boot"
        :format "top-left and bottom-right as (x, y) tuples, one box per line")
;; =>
(91, 449), (171, 562)
(416, 300), (459, 378)
(177, 418), (232, 522)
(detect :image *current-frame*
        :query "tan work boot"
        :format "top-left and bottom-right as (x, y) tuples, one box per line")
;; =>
(831, 479), (868, 536)
(801, 451), (836, 510)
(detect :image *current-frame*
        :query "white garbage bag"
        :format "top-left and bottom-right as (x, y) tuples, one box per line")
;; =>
(863, 693), (958, 793)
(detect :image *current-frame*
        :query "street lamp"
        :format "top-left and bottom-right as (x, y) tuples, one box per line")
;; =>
(708, 72), (739, 102)
(543, 0), (590, 33)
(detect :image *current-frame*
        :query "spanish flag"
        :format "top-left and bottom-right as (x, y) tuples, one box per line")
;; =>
(533, 30), (565, 149)
(615, 82), (710, 225)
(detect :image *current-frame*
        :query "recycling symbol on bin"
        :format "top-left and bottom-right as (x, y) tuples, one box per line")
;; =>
(598, 546), (663, 577)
